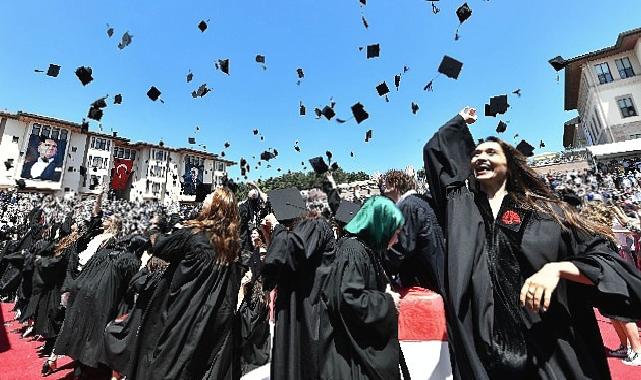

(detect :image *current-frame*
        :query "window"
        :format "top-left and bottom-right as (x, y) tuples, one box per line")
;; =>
(594, 62), (614, 84)
(217, 162), (224, 172)
(32, 124), (41, 136)
(615, 57), (635, 79)
(155, 150), (166, 161)
(31, 124), (68, 142)
(41, 125), (51, 137)
(93, 137), (107, 150)
(12, 136), (19, 143)
(630, 134), (641, 139)
(618, 97), (638, 118)
(124, 149), (130, 159)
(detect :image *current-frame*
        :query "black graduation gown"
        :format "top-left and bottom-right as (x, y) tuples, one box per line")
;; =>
(126, 229), (241, 380)
(384, 193), (446, 293)
(423, 115), (641, 380)
(54, 246), (140, 367)
(261, 219), (336, 380)
(20, 239), (55, 323)
(238, 284), (271, 375)
(0, 241), (22, 298)
(320, 237), (400, 380)
(103, 266), (165, 374)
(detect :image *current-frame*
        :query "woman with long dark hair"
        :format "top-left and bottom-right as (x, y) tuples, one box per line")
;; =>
(423, 107), (641, 379)
(127, 187), (242, 380)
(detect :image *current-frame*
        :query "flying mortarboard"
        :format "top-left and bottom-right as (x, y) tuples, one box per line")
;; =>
(192, 83), (211, 98)
(548, 56), (566, 72)
(438, 55), (463, 79)
(260, 151), (276, 161)
(216, 59), (230, 75)
(198, 20), (209, 32)
(394, 74), (401, 91)
(114, 94), (123, 104)
(331, 162), (339, 171)
(376, 81), (390, 102)
(322, 105), (336, 120)
(46, 64), (60, 77)
(540, 140), (545, 148)
(365, 130), (373, 143)
(117, 32), (133, 49)
(411, 102), (419, 115)
(106, 25), (114, 38)
(256, 55), (266, 64)
(87, 106), (103, 121)
(147, 86), (163, 102)
(454, 3), (472, 40)
(224, 142), (230, 148)
(268, 188), (306, 222)
(75, 66), (93, 86)
(253, 129), (259, 135)
(309, 157), (329, 174)
(188, 137), (196, 144)
(186, 71), (194, 82)
(515, 140), (535, 157)
(299, 101), (306, 116)
(15, 179), (26, 190)
(351, 102), (369, 124)
(366, 44), (380, 59)
(486, 94), (509, 116)
(496, 120), (508, 133)
(362, 16), (369, 29)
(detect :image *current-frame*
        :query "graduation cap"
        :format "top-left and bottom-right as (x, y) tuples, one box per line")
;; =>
(192, 83), (211, 98)
(92, 97), (108, 109)
(455, 3), (472, 40)
(147, 86), (162, 102)
(515, 140), (535, 157)
(513, 89), (522, 97)
(376, 81), (390, 101)
(297, 68), (304, 79)
(107, 25), (114, 37)
(216, 59), (230, 75)
(362, 16), (369, 29)
(220, 151), (226, 157)
(294, 145), (301, 152)
(548, 56), (566, 72)
(114, 94), (122, 104)
(321, 105), (335, 120)
(46, 64), (60, 77)
(75, 66), (93, 86)
(350, 151), (354, 157)
(335, 201), (361, 224)
(299, 101), (306, 116)
(268, 188), (306, 222)
(351, 102), (369, 124)
(331, 162), (339, 171)
(15, 179), (26, 190)
(486, 94), (509, 116)
(260, 151), (276, 161)
(365, 130), (373, 143)
(256, 55), (266, 64)
(87, 106), (104, 121)
(394, 74), (401, 91)
(309, 157), (329, 174)
(224, 142), (230, 148)
(188, 137), (196, 144)
(4, 159), (14, 170)
(198, 20), (209, 32)
(411, 102), (419, 115)
(314, 108), (322, 119)
(326, 150), (333, 161)
(438, 55), (463, 79)
(429, 0), (440, 14)
(366, 44), (380, 59)
(81, 120), (89, 132)
(496, 120), (508, 133)
(240, 158), (247, 167)
(539, 140), (545, 148)
(253, 129), (259, 135)
(117, 32), (133, 49)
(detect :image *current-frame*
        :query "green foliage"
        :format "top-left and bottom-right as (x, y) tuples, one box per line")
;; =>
(236, 169), (371, 196)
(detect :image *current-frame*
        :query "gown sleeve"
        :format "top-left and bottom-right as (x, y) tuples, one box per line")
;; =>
(261, 224), (304, 291)
(565, 230), (641, 320)
(423, 114), (476, 225)
(152, 229), (192, 263)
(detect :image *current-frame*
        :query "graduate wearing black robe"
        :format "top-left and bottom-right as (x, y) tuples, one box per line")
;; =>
(126, 228), (241, 380)
(54, 241), (140, 368)
(261, 218), (336, 380)
(423, 115), (641, 379)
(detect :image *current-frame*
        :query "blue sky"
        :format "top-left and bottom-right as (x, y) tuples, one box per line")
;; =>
(1, 0), (640, 180)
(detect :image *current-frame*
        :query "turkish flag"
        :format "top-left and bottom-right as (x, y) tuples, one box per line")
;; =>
(110, 158), (133, 191)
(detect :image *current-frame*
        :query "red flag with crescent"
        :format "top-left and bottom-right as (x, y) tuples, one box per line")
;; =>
(110, 158), (133, 190)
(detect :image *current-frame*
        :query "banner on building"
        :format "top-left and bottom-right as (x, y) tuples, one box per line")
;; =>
(182, 159), (204, 195)
(20, 134), (67, 182)
(111, 158), (134, 191)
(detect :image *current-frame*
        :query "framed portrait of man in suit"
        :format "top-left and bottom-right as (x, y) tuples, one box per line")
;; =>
(20, 134), (66, 182)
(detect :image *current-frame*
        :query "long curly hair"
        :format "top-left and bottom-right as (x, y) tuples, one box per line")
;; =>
(480, 136), (614, 241)
(54, 229), (81, 257)
(184, 187), (241, 265)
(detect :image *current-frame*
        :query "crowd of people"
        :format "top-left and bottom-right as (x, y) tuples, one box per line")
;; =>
(1, 107), (641, 380)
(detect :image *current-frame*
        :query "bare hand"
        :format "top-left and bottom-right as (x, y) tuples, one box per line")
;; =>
(459, 107), (478, 125)
(519, 263), (560, 312)
(262, 213), (279, 229)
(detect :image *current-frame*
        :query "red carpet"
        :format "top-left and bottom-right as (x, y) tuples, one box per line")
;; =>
(1, 302), (640, 379)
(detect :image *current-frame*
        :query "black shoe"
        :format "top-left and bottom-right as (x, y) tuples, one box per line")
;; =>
(41, 360), (57, 377)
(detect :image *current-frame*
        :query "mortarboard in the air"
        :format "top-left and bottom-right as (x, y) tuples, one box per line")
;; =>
(540, 140), (545, 148)
(92, 97), (108, 109)
(220, 151), (226, 157)
(192, 83), (211, 98)
(147, 86), (162, 102)
(326, 150), (333, 161)
(309, 157), (329, 174)
(268, 188), (306, 222)
(394, 74), (401, 91)
(350, 151), (354, 157)
(198, 20), (208, 32)
(4, 159), (13, 170)
(351, 103), (369, 124)
(81, 120), (89, 132)
(485, 104), (498, 117)
(515, 140), (534, 157)
(188, 137), (196, 144)
(75, 66), (93, 86)
(365, 129), (373, 142)
(314, 108), (322, 119)
(256, 55), (266, 64)
(216, 59), (230, 75)
(322, 106), (336, 120)
(260, 151), (276, 161)
(253, 129), (259, 135)
(297, 68), (304, 78)
(87, 106), (103, 121)
(489, 94), (509, 115)
(455, 3), (472, 40)
(362, 16), (369, 29)
(186, 71), (194, 83)
(118, 32), (133, 49)
(411, 102), (419, 115)
(438, 55), (463, 79)
(224, 142), (230, 148)
(376, 82), (390, 101)
(299, 101), (306, 116)
(513, 88), (522, 97)
(331, 162), (339, 171)
(15, 179), (26, 190)
(496, 120), (508, 133)
(107, 25), (114, 38)
(335, 201), (362, 224)
(114, 94), (123, 104)
(548, 56), (566, 72)
(46, 64), (60, 77)
(294, 145), (301, 152)
(366, 44), (380, 59)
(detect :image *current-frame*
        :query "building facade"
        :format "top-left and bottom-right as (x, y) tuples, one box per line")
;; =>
(0, 111), (235, 204)
(562, 28), (641, 145)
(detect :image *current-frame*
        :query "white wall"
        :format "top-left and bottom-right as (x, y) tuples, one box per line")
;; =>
(59, 131), (89, 195)
(0, 118), (27, 187)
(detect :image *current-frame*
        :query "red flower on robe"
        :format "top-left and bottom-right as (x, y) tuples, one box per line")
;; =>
(501, 210), (521, 225)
